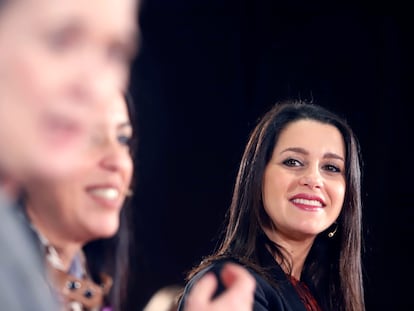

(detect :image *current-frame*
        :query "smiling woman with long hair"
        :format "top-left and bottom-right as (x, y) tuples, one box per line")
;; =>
(179, 99), (365, 311)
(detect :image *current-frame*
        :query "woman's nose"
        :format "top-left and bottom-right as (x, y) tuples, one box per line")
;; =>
(299, 167), (323, 189)
(88, 131), (128, 172)
(100, 142), (131, 174)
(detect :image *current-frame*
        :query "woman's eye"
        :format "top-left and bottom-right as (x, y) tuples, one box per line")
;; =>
(118, 135), (132, 146)
(324, 164), (341, 173)
(282, 158), (302, 167)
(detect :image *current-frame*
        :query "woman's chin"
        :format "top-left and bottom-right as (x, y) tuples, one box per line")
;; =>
(87, 220), (120, 240)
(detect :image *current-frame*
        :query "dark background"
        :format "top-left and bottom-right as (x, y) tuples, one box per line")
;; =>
(127, 1), (412, 310)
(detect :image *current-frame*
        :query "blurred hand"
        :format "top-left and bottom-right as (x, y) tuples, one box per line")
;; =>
(184, 263), (255, 311)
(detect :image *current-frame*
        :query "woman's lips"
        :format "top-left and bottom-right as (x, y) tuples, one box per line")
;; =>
(86, 186), (124, 209)
(89, 187), (120, 199)
(290, 194), (325, 211)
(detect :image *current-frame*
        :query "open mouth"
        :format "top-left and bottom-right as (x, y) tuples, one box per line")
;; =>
(291, 198), (323, 208)
(88, 187), (120, 200)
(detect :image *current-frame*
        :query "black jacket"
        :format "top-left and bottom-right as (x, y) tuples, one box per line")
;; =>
(178, 246), (309, 311)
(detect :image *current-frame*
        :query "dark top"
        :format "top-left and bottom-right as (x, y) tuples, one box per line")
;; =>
(177, 244), (321, 311)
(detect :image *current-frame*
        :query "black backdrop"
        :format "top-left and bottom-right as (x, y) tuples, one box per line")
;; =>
(127, 1), (412, 310)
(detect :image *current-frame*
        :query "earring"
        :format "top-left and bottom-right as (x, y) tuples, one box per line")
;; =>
(328, 222), (338, 238)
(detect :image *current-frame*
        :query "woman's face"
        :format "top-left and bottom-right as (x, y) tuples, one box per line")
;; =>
(0, 0), (137, 178)
(25, 93), (134, 243)
(262, 119), (346, 242)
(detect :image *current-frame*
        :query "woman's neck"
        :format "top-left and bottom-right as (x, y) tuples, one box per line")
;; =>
(26, 206), (83, 271)
(265, 229), (315, 280)
(47, 242), (83, 271)
(282, 241), (312, 280)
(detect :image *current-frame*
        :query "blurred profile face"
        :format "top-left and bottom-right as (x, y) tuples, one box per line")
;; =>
(262, 120), (346, 242)
(0, 0), (138, 180)
(25, 93), (134, 243)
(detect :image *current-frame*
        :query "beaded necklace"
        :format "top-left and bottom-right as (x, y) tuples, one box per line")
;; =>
(34, 228), (113, 311)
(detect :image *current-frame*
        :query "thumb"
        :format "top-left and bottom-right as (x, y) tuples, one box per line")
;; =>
(220, 263), (255, 294)
(185, 273), (217, 309)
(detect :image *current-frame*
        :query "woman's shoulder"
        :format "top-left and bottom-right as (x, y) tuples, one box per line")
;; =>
(185, 257), (240, 285)
(179, 258), (292, 311)
(184, 256), (277, 289)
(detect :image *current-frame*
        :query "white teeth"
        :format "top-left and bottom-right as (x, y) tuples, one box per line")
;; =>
(292, 198), (322, 207)
(89, 188), (119, 200)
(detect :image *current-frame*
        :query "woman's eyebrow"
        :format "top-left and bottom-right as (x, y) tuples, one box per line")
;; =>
(280, 147), (308, 155)
(280, 147), (344, 162)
